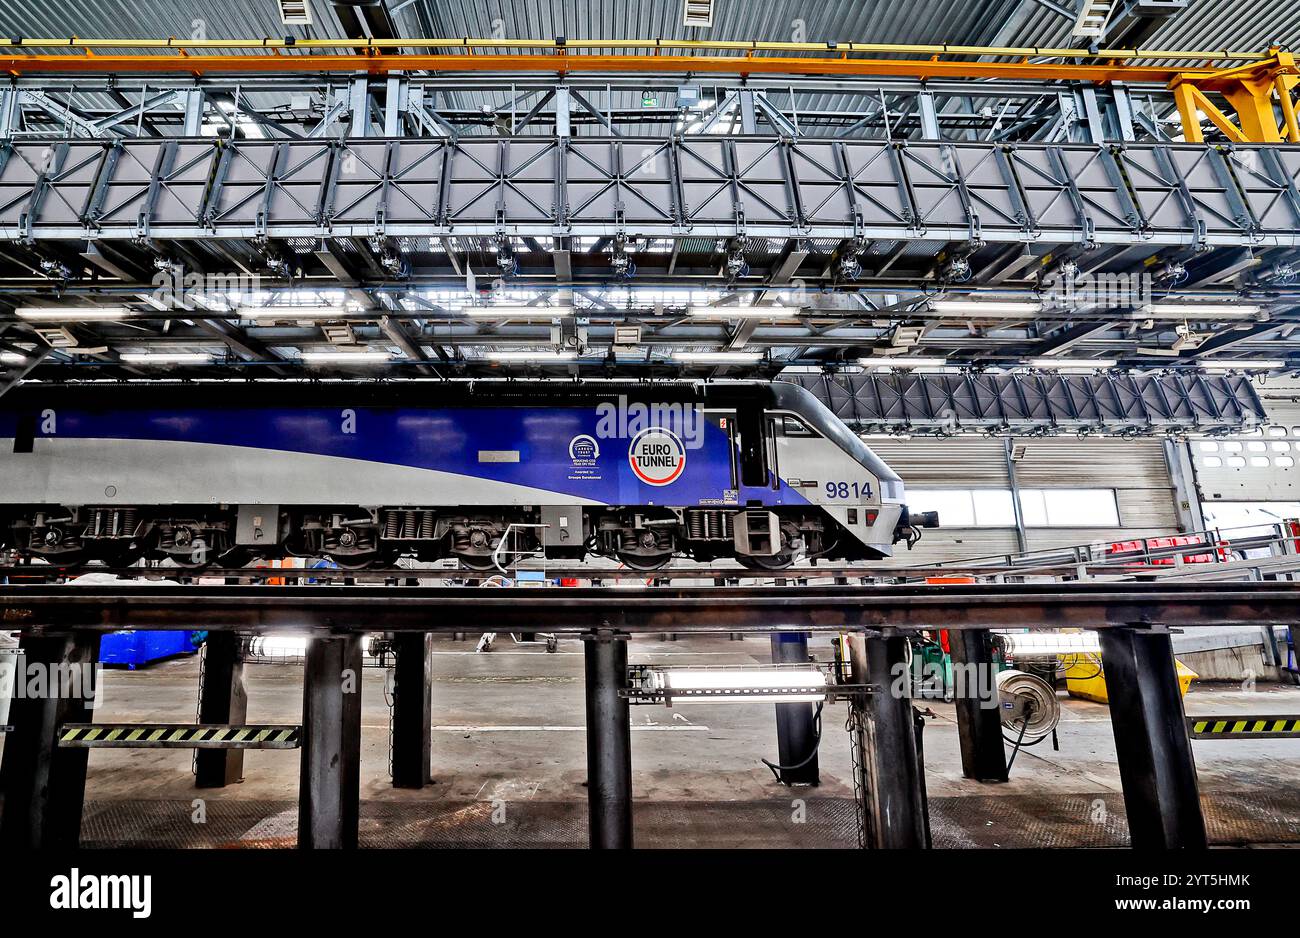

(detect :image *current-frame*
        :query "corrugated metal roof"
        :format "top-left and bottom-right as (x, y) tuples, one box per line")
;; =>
(0, 0), (354, 52)
(2, 0), (1295, 51)
(3, 0), (1298, 136)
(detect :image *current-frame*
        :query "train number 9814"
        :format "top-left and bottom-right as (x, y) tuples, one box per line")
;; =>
(824, 481), (874, 500)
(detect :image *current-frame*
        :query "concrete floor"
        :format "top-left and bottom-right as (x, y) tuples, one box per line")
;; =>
(5, 633), (1300, 846)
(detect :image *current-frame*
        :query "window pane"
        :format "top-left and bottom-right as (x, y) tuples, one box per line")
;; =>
(1276, 456), (1295, 468)
(1203, 456), (1223, 467)
(906, 489), (975, 526)
(1228, 456), (1246, 467)
(1247, 441), (1267, 452)
(1198, 440), (1219, 452)
(1272, 441), (1290, 452)
(1019, 489), (1119, 526)
(1042, 489), (1119, 526)
(1250, 456), (1270, 468)
(1017, 490), (1048, 526)
(971, 489), (1016, 526)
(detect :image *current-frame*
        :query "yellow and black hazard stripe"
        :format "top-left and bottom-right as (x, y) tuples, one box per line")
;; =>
(1186, 716), (1300, 739)
(57, 724), (300, 749)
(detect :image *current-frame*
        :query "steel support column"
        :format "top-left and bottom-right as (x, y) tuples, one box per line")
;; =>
(390, 632), (433, 789)
(769, 632), (819, 785)
(0, 632), (100, 849)
(583, 629), (633, 849)
(847, 632), (929, 848)
(298, 634), (363, 849)
(949, 629), (1009, 782)
(194, 631), (248, 788)
(1098, 626), (1208, 849)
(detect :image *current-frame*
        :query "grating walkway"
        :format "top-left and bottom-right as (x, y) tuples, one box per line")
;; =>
(73, 789), (1300, 849)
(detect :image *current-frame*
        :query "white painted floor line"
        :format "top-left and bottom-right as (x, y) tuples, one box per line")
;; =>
(431, 724), (712, 732)
(427, 650), (753, 657)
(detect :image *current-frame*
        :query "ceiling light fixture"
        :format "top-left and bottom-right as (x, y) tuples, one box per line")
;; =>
(1197, 359), (1286, 371)
(859, 357), (949, 369)
(671, 351), (764, 364)
(688, 305), (798, 319)
(458, 305), (574, 319)
(1026, 357), (1118, 369)
(486, 350), (581, 362)
(119, 352), (215, 364)
(15, 307), (131, 321)
(239, 305), (351, 319)
(299, 350), (394, 363)
(929, 300), (1043, 315)
(1144, 303), (1262, 316)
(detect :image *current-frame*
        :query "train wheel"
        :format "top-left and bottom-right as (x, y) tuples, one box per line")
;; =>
(616, 552), (673, 571)
(455, 553), (499, 572)
(328, 554), (381, 571)
(100, 546), (146, 568)
(736, 553), (795, 571)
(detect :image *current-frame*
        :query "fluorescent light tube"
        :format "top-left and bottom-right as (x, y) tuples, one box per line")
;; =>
(16, 307), (131, 321)
(300, 350), (394, 363)
(688, 305), (798, 319)
(929, 301), (1042, 315)
(1144, 303), (1262, 316)
(1026, 357), (1118, 369)
(486, 350), (580, 362)
(458, 305), (573, 319)
(859, 357), (949, 369)
(651, 668), (827, 704)
(671, 351), (763, 363)
(239, 306), (350, 319)
(120, 352), (214, 364)
(1198, 359), (1285, 370)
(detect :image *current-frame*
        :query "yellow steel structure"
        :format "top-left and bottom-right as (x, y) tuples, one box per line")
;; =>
(1170, 50), (1300, 143)
(0, 37), (1295, 143)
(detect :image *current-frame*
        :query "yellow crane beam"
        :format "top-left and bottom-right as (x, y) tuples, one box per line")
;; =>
(0, 38), (1294, 143)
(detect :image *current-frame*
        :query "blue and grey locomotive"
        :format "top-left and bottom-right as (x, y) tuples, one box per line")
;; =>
(0, 381), (930, 570)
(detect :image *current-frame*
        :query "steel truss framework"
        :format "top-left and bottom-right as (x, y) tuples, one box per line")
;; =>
(788, 370), (1266, 433)
(2, 134), (1297, 247)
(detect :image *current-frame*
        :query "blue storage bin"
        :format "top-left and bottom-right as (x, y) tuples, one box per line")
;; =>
(99, 631), (202, 669)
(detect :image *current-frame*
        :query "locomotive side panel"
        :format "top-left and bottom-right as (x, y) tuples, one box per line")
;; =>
(0, 383), (913, 569)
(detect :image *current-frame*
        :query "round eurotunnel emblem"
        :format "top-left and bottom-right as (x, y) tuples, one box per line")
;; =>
(628, 426), (686, 486)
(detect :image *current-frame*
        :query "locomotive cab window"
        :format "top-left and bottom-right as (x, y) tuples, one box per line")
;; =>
(776, 414), (820, 438)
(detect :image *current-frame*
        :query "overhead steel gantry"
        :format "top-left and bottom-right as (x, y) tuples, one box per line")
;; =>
(0, 38), (1296, 394)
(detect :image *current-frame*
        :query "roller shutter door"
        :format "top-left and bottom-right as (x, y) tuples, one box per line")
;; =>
(868, 437), (1013, 565)
(1193, 383), (1300, 503)
(1013, 437), (1179, 551)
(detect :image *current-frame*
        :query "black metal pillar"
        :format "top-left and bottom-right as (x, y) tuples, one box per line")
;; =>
(769, 631), (819, 785)
(298, 634), (363, 849)
(1098, 626), (1207, 849)
(195, 631), (247, 788)
(949, 629), (1009, 782)
(583, 629), (632, 849)
(847, 632), (929, 849)
(0, 631), (101, 849)
(390, 632), (433, 789)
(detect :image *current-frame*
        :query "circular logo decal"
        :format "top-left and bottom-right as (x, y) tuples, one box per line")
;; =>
(569, 434), (601, 461)
(628, 427), (686, 486)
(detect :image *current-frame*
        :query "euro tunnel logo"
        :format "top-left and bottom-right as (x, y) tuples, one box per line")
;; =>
(628, 427), (686, 486)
